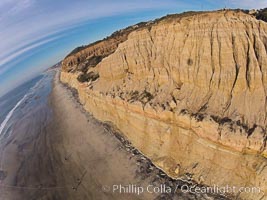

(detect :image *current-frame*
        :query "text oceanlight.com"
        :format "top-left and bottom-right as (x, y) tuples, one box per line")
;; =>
(103, 184), (261, 195)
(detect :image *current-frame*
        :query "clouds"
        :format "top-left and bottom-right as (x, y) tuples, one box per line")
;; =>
(0, 0), (33, 9)
(0, 0), (34, 18)
(0, 0), (191, 96)
(0, 34), (63, 76)
(205, 0), (267, 9)
(9, 0), (34, 13)
(0, 0), (185, 65)
(229, 0), (267, 9)
(0, 0), (266, 96)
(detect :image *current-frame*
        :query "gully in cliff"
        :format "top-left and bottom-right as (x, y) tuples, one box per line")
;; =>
(1, 1), (267, 200)
(61, 9), (267, 200)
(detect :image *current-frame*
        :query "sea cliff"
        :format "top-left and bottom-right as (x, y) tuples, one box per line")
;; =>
(61, 10), (267, 199)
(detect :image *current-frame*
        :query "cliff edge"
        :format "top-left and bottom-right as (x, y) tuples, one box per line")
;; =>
(61, 10), (267, 200)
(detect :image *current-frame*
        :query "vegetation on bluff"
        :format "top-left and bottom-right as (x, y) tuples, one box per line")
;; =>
(77, 71), (99, 83)
(255, 8), (267, 22)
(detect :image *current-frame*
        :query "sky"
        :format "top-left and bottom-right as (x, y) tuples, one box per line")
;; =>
(0, 0), (266, 97)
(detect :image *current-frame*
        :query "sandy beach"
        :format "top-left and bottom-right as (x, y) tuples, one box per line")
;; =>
(0, 70), (226, 200)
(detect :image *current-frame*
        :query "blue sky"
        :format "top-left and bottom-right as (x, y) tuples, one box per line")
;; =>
(0, 0), (266, 97)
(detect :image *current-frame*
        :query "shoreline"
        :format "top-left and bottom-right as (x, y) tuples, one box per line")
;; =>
(60, 69), (267, 200)
(0, 69), (229, 199)
(56, 70), (230, 200)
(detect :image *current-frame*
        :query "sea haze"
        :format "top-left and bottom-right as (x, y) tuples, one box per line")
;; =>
(0, 75), (43, 125)
(0, 71), (55, 139)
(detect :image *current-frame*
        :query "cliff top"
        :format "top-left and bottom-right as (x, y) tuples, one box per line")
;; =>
(65, 9), (264, 59)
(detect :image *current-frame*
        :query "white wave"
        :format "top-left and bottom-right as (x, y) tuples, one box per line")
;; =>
(0, 94), (28, 135)
(0, 74), (48, 136)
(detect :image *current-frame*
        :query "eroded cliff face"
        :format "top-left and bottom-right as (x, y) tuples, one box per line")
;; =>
(61, 10), (267, 199)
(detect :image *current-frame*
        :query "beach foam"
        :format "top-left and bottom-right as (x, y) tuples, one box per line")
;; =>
(0, 94), (27, 136)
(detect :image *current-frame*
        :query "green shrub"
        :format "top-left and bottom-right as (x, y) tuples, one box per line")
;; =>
(77, 72), (99, 83)
(256, 8), (267, 22)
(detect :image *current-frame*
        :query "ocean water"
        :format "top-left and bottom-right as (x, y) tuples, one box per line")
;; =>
(0, 70), (55, 138)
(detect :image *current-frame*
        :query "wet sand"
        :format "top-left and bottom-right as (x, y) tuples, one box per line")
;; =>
(0, 70), (227, 200)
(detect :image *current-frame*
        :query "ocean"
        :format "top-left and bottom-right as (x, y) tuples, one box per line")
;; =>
(0, 70), (55, 139)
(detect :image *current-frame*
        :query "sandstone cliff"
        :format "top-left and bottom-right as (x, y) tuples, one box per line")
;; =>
(61, 10), (267, 200)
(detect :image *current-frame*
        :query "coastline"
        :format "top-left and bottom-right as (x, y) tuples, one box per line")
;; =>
(53, 70), (228, 199)
(60, 69), (267, 200)
(0, 69), (227, 199)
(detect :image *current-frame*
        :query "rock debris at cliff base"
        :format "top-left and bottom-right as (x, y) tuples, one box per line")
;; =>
(60, 10), (267, 200)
